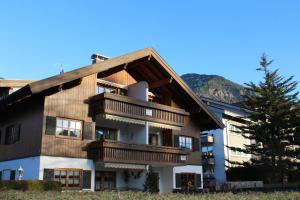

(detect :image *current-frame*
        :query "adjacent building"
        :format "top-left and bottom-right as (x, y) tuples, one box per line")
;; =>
(200, 97), (251, 188)
(0, 48), (223, 193)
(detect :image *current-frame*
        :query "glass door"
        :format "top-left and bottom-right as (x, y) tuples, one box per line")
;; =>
(95, 171), (116, 191)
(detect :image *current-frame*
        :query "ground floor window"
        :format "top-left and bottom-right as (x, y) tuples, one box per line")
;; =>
(175, 173), (202, 189)
(54, 169), (81, 189)
(95, 171), (116, 191)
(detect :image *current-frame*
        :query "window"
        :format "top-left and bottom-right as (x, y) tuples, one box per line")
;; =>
(97, 85), (113, 94)
(175, 173), (201, 189)
(10, 170), (16, 180)
(230, 148), (247, 157)
(54, 169), (81, 189)
(95, 127), (117, 140)
(179, 136), (192, 150)
(96, 84), (127, 96)
(229, 124), (241, 134)
(202, 145), (213, 153)
(56, 118), (82, 138)
(5, 124), (21, 145)
(149, 133), (159, 145)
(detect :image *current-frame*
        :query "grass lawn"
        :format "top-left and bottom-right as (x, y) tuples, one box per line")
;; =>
(0, 191), (300, 200)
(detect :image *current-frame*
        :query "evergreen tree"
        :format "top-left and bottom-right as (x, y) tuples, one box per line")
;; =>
(229, 54), (300, 183)
(143, 166), (159, 193)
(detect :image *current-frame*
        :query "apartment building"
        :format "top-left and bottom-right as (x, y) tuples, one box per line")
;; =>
(200, 97), (251, 188)
(0, 48), (223, 193)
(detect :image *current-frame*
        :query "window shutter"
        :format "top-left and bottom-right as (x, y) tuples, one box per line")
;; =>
(83, 122), (93, 140)
(43, 168), (54, 181)
(15, 124), (21, 142)
(174, 135), (179, 147)
(0, 171), (2, 180)
(10, 170), (16, 180)
(45, 116), (56, 135)
(82, 170), (92, 189)
(196, 174), (202, 188)
(175, 173), (182, 188)
(193, 137), (200, 152)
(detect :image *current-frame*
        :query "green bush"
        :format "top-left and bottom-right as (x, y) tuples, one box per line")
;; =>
(0, 180), (3, 189)
(1, 180), (61, 191)
(143, 166), (159, 193)
(5, 180), (29, 191)
(42, 180), (61, 191)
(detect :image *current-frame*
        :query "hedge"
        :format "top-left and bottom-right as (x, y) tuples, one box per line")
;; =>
(0, 180), (61, 191)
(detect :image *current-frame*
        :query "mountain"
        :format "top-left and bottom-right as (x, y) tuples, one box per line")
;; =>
(181, 73), (250, 104)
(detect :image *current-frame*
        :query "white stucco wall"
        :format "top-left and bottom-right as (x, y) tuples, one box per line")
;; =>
(127, 81), (148, 101)
(173, 165), (203, 189)
(0, 156), (40, 180)
(39, 156), (95, 191)
(211, 128), (227, 182)
(154, 166), (173, 194)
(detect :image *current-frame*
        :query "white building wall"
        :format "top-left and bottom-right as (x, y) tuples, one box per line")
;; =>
(212, 128), (227, 182)
(127, 170), (147, 190)
(127, 81), (148, 101)
(154, 166), (173, 194)
(39, 156), (95, 191)
(0, 156), (40, 180)
(173, 165), (203, 189)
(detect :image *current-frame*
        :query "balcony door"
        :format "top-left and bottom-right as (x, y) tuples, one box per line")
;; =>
(95, 171), (116, 191)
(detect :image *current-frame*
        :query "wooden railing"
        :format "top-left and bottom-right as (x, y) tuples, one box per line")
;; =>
(87, 140), (188, 165)
(89, 93), (188, 127)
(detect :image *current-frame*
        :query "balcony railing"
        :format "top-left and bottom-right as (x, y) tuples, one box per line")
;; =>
(89, 93), (188, 127)
(203, 157), (215, 165)
(87, 140), (188, 165)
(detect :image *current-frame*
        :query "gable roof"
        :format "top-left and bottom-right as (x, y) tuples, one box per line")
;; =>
(0, 47), (224, 129)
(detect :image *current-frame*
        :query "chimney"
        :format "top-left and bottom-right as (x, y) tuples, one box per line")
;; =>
(91, 54), (109, 64)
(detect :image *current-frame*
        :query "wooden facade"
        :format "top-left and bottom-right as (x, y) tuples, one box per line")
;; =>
(0, 48), (223, 165)
(41, 74), (96, 158)
(0, 100), (44, 161)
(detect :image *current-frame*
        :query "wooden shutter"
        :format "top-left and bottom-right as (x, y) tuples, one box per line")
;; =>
(15, 124), (21, 142)
(45, 116), (56, 135)
(83, 122), (93, 140)
(174, 135), (179, 147)
(162, 129), (173, 146)
(196, 174), (202, 188)
(193, 137), (200, 152)
(43, 169), (54, 181)
(10, 170), (16, 180)
(82, 170), (92, 189)
(175, 173), (182, 188)
(0, 171), (2, 180)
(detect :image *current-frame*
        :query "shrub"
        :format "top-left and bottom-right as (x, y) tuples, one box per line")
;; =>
(1, 180), (61, 191)
(6, 180), (29, 191)
(0, 180), (3, 189)
(27, 180), (43, 190)
(42, 180), (61, 191)
(143, 166), (159, 193)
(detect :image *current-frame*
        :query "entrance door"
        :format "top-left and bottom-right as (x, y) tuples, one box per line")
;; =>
(95, 171), (116, 191)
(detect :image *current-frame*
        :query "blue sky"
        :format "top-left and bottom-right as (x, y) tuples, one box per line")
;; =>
(0, 0), (299, 93)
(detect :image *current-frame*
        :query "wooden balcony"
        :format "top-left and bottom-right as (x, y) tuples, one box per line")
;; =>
(87, 140), (188, 165)
(89, 93), (188, 127)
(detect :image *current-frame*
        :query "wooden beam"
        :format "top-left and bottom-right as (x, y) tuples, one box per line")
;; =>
(149, 77), (173, 89)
